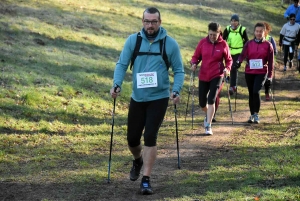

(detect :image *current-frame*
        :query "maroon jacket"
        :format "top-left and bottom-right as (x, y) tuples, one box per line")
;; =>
(237, 39), (274, 78)
(191, 35), (232, 82)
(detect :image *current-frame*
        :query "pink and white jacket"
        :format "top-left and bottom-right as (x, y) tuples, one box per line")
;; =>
(237, 39), (274, 78)
(191, 35), (232, 82)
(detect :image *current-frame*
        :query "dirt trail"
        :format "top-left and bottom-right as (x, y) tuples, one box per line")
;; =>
(119, 61), (300, 201)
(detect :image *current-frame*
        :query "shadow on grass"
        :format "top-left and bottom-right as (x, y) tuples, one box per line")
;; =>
(0, 141), (299, 200)
(0, 101), (129, 131)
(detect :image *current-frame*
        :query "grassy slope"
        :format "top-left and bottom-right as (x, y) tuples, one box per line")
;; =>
(0, 0), (300, 200)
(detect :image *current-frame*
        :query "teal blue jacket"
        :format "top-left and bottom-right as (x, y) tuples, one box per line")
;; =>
(113, 27), (184, 102)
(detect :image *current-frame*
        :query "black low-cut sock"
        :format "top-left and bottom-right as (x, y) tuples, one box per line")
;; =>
(134, 156), (143, 164)
(142, 176), (150, 182)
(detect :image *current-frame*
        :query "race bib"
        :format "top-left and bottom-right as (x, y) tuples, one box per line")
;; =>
(136, 72), (158, 88)
(249, 59), (263, 69)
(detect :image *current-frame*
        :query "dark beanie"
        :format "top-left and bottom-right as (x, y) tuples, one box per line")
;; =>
(290, 13), (296, 18)
(231, 14), (239, 21)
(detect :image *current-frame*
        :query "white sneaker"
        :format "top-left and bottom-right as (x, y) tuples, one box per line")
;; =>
(205, 126), (213, 135)
(283, 66), (287, 71)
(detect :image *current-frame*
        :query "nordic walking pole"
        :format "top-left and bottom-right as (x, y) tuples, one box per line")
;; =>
(234, 71), (238, 112)
(107, 86), (118, 183)
(298, 50), (300, 73)
(191, 71), (195, 129)
(269, 87), (280, 125)
(173, 93), (181, 169)
(232, 60), (239, 112)
(273, 59), (276, 98)
(225, 76), (234, 125)
(185, 72), (194, 122)
(298, 47), (300, 73)
(296, 46), (300, 73)
(234, 87), (237, 112)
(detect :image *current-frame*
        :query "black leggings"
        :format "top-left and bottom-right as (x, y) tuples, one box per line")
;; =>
(198, 77), (223, 108)
(283, 44), (294, 65)
(245, 73), (267, 115)
(127, 97), (169, 147)
(230, 54), (240, 87)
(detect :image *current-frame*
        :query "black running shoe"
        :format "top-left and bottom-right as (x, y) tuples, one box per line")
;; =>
(212, 118), (216, 122)
(140, 179), (153, 195)
(130, 160), (143, 181)
(289, 61), (293, 68)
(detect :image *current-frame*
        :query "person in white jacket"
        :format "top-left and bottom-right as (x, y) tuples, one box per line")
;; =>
(279, 13), (300, 71)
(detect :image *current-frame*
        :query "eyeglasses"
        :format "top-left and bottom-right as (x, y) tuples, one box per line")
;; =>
(290, 18), (296, 21)
(143, 20), (159, 25)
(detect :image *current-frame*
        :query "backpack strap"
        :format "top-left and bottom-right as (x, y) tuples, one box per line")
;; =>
(227, 25), (244, 38)
(226, 25), (231, 36)
(239, 25), (243, 38)
(130, 32), (170, 70)
(130, 32), (142, 70)
(160, 36), (170, 70)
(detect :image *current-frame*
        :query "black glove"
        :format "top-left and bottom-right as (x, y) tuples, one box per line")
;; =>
(264, 79), (272, 87)
(233, 61), (241, 69)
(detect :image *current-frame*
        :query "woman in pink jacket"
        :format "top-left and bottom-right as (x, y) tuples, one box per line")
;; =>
(190, 22), (232, 135)
(233, 22), (274, 124)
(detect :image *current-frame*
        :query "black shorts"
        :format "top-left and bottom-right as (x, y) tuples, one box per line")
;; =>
(127, 97), (169, 147)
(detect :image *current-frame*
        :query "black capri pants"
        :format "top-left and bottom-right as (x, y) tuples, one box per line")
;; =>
(127, 97), (169, 147)
(198, 76), (223, 108)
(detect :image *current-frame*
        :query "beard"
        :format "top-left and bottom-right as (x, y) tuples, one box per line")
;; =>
(146, 28), (157, 36)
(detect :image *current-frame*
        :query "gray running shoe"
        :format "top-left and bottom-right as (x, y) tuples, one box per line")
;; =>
(130, 159), (143, 181)
(253, 114), (260, 124)
(248, 115), (254, 123)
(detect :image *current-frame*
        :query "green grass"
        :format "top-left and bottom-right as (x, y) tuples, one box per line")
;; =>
(0, 0), (300, 200)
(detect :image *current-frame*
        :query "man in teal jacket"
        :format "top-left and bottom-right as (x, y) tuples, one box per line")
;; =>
(110, 7), (184, 195)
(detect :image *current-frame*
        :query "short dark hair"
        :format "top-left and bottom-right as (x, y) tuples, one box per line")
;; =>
(290, 13), (296, 18)
(253, 22), (266, 31)
(208, 22), (222, 33)
(143, 7), (161, 20)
